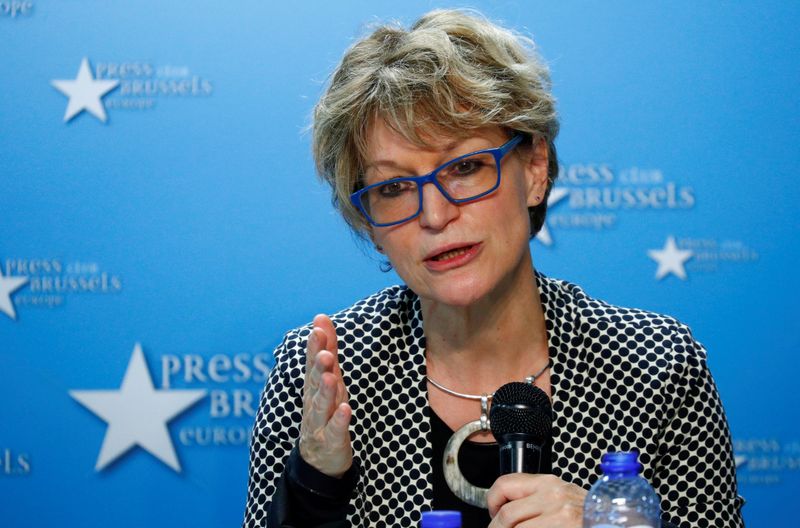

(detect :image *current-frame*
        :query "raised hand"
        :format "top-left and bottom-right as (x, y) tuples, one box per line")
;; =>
(298, 314), (353, 478)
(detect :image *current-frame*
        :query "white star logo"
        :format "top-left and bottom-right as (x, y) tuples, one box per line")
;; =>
(51, 58), (119, 123)
(735, 455), (748, 469)
(647, 236), (694, 280)
(0, 269), (28, 320)
(70, 344), (206, 472)
(535, 187), (569, 246)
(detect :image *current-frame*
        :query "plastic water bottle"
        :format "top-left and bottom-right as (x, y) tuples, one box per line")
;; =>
(421, 510), (462, 528)
(583, 451), (661, 528)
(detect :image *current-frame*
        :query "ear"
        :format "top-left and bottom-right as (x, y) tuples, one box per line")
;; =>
(522, 138), (550, 207)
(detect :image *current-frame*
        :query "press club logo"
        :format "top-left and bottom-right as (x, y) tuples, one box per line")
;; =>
(52, 57), (213, 123)
(0, 268), (27, 320)
(0, 1), (33, 18)
(51, 58), (118, 123)
(70, 344), (207, 472)
(69, 343), (272, 472)
(537, 164), (696, 247)
(0, 257), (123, 321)
(1, 448), (31, 476)
(646, 236), (758, 281)
(734, 437), (800, 486)
(160, 349), (272, 450)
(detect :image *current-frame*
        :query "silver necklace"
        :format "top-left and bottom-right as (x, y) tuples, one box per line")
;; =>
(426, 357), (552, 400)
(426, 357), (553, 509)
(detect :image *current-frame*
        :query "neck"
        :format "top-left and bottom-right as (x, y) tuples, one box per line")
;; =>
(421, 255), (549, 395)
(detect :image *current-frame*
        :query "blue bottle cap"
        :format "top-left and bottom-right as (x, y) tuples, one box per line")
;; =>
(421, 510), (462, 528)
(599, 451), (643, 475)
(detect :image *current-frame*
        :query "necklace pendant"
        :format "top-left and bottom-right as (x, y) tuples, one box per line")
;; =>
(443, 419), (490, 508)
(480, 394), (490, 431)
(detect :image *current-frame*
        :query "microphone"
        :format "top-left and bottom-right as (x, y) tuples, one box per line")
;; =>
(490, 381), (552, 475)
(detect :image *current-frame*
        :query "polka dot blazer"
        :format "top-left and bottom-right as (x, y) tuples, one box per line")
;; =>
(244, 272), (744, 527)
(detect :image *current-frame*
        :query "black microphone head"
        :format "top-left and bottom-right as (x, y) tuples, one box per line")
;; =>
(490, 382), (552, 445)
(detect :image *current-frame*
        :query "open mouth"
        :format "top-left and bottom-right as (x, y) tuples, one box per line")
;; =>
(427, 243), (479, 262)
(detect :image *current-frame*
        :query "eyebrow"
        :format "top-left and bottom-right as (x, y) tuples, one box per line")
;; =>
(363, 139), (469, 174)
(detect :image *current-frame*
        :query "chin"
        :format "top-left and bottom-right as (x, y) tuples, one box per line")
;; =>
(424, 277), (492, 308)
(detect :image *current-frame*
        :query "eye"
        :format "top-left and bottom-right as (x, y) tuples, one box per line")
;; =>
(377, 179), (415, 198)
(450, 158), (484, 176)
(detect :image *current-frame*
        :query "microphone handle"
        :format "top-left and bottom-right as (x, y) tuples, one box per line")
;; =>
(499, 438), (545, 475)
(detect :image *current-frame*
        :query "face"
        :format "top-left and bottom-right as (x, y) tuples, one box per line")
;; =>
(364, 120), (550, 308)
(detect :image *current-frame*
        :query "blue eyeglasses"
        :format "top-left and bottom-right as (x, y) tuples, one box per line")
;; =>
(351, 133), (525, 227)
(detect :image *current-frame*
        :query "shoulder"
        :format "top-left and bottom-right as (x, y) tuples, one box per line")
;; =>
(539, 273), (707, 371)
(541, 274), (719, 432)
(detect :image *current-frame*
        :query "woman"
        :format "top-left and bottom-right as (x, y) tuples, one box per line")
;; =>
(243, 9), (743, 528)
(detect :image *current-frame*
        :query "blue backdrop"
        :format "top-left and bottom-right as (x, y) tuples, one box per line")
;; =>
(1, 1), (798, 526)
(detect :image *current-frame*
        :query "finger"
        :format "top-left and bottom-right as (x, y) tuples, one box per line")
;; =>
(490, 496), (579, 528)
(487, 474), (544, 518)
(303, 344), (334, 407)
(313, 314), (340, 371)
(488, 496), (541, 528)
(305, 316), (347, 416)
(324, 402), (352, 445)
(304, 349), (332, 407)
(304, 353), (349, 425)
(306, 326), (326, 371)
(334, 373), (348, 406)
(306, 371), (339, 432)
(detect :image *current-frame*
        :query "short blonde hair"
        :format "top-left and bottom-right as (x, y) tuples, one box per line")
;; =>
(312, 9), (559, 238)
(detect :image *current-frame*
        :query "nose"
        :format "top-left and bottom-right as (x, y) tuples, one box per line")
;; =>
(418, 181), (459, 230)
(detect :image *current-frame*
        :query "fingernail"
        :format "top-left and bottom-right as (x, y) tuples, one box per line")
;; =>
(308, 331), (317, 345)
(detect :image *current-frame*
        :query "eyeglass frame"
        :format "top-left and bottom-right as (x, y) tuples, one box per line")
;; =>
(350, 132), (526, 227)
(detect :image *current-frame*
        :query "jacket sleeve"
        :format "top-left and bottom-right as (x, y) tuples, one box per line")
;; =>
(243, 332), (302, 527)
(653, 327), (745, 528)
(268, 445), (359, 527)
(242, 331), (358, 528)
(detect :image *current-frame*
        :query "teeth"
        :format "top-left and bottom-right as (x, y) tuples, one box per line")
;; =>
(433, 247), (469, 261)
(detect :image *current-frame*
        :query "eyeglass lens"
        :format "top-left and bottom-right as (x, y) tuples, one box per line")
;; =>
(360, 152), (499, 225)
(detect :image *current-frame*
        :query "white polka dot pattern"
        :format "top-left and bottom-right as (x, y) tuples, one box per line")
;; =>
(243, 273), (744, 527)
